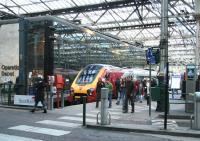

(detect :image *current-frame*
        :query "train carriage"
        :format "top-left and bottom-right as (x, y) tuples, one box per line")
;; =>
(70, 64), (122, 102)
(71, 64), (158, 103)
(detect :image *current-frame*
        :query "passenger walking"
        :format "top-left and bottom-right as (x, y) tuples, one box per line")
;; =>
(105, 79), (113, 108)
(95, 77), (105, 108)
(115, 78), (121, 105)
(139, 81), (143, 103)
(116, 78), (126, 105)
(123, 76), (134, 113)
(31, 76), (47, 113)
(146, 80), (150, 106)
(142, 79), (147, 100)
(120, 78), (126, 105)
(134, 79), (140, 101)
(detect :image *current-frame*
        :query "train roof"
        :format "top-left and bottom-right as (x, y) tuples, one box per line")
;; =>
(122, 68), (158, 78)
(85, 64), (121, 70)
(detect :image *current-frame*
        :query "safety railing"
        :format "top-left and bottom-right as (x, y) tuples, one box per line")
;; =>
(0, 82), (15, 105)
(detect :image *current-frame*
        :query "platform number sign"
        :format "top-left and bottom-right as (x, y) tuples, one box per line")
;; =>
(146, 48), (160, 65)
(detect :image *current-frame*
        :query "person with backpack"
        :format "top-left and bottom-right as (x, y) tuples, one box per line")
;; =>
(115, 78), (121, 105)
(31, 76), (47, 113)
(95, 77), (105, 108)
(123, 76), (134, 113)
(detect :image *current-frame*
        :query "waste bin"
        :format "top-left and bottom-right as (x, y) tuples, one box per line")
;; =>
(185, 93), (194, 113)
(194, 92), (200, 129)
(151, 87), (160, 101)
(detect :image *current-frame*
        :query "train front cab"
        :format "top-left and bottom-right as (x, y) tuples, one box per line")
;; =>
(71, 65), (106, 103)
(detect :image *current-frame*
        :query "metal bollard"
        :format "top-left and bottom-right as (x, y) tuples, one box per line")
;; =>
(100, 88), (109, 125)
(61, 91), (64, 108)
(7, 83), (12, 106)
(56, 91), (60, 108)
(50, 86), (56, 110)
(82, 96), (86, 126)
(8, 92), (11, 105)
(50, 93), (54, 110)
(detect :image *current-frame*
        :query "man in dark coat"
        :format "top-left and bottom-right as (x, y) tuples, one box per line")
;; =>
(115, 78), (121, 103)
(123, 76), (134, 113)
(31, 77), (47, 113)
(96, 77), (105, 108)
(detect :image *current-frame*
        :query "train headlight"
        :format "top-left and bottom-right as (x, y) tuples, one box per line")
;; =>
(87, 88), (94, 96)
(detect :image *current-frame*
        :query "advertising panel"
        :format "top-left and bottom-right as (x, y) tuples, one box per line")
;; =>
(14, 95), (42, 106)
(0, 24), (19, 83)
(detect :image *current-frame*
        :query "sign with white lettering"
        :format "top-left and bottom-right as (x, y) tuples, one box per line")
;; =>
(14, 95), (42, 106)
(0, 65), (19, 83)
(171, 75), (181, 89)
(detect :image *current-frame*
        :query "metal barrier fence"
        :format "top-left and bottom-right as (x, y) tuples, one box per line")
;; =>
(0, 83), (15, 105)
(0, 83), (71, 108)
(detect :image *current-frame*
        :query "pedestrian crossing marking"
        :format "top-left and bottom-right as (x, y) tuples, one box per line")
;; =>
(0, 133), (43, 141)
(91, 109), (143, 114)
(59, 116), (97, 123)
(36, 120), (81, 127)
(8, 125), (70, 136)
(76, 113), (120, 119)
(91, 110), (121, 115)
(151, 119), (176, 123)
(151, 119), (178, 127)
(107, 108), (122, 111)
(109, 108), (141, 113)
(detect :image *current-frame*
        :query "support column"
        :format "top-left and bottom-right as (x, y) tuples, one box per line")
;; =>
(44, 21), (54, 83)
(158, 0), (169, 114)
(159, 0), (169, 130)
(160, 0), (168, 72)
(195, 0), (200, 71)
(19, 18), (28, 95)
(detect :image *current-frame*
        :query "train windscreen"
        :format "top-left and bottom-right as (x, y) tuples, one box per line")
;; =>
(76, 65), (103, 84)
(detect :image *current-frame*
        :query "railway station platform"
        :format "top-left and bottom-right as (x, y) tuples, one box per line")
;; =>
(84, 99), (200, 138)
(0, 99), (200, 138)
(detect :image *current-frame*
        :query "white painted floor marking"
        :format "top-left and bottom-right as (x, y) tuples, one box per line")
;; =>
(36, 120), (81, 127)
(59, 116), (97, 123)
(76, 113), (120, 119)
(8, 125), (70, 136)
(0, 133), (43, 141)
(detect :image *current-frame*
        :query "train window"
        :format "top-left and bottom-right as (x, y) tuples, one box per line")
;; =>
(88, 70), (92, 74)
(76, 65), (103, 84)
(89, 76), (93, 82)
(92, 70), (96, 74)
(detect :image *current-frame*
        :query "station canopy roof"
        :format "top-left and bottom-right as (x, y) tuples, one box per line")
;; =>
(0, 0), (196, 68)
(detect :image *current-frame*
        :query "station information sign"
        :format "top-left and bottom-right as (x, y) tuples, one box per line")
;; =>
(186, 64), (195, 80)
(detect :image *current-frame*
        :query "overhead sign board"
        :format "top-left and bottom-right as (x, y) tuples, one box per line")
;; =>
(146, 48), (156, 64)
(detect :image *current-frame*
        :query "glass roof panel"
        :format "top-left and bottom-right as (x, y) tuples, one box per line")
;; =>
(11, 0), (35, 5)
(0, 8), (10, 14)
(0, 0), (16, 6)
(19, 4), (47, 13)
(0, 0), (196, 66)
(75, 13), (94, 24)
(43, 1), (71, 10)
